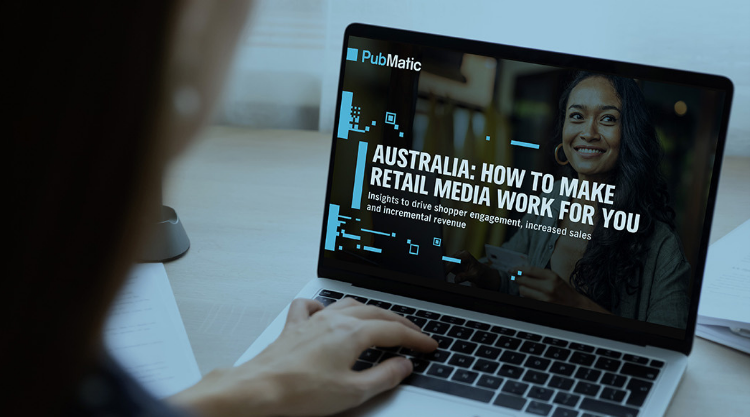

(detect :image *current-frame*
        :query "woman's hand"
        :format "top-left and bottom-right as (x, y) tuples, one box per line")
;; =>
(168, 297), (438, 417)
(445, 250), (503, 290)
(515, 266), (610, 313)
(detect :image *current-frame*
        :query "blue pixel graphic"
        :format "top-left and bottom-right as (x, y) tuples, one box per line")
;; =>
(510, 140), (540, 149)
(511, 270), (522, 281)
(433, 237), (441, 246)
(442, 256), (461, 264)
(346, 48), (358, 61)
(351, 141), (368, 209)
(337, 91), (366, 140)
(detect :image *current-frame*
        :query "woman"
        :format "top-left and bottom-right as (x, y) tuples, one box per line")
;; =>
(6, 2), (436, 416)
(451, 72), (690, 329)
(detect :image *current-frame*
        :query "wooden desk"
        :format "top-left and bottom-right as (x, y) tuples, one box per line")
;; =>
(164, 126), (750, 416)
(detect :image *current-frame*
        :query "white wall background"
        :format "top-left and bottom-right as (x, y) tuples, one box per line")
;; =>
(216, 0), (750, 156)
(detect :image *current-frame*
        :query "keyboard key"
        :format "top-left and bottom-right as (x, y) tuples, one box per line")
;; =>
(580, 398), (639, 417)
(544, 347), (571, 361)
(499, 351), (527, 365)
(526, 401), (553, 416)
(415, 310), (441, 320)
(569, 343), (595, 353)
(525, 355), (552, 371)
(471, 331), (498, 345)
(497, 364), (524, 379)
(391, 304), (416, 315)
(366, 300), (392, 309)
(318, 289), (343, 299)
(551, 407), (579, 417)
(574, 367), (601, 382)
(520, 341), (547, 355)
(425, 349), (451, 363)
(650, 359), (664, 368)
(496, 336), (522, 350)
(439, 315), (466, 325)
(595, 348), (622, 359)
(359, 348), (382, 362)
(553, 392), (581, 407)
(493, 393), (527, 410)
(406, 316), (427, 328)
(517, 331), (543, 341)
(403, 374), (494, 403)
(528, 385), (555, 401)
(399, 347), (420, 357)
(475, 345), (502, 360)
(377, 345), (400, 353)
(426, 363), (454, 378)
(343, 295), (368, 303)
(623, 354), (649, 365)
(626, 378), (653, 407)
(573, 381), (601, 397)
(352, 360), (373, 371)
(477, 374), (504, 389)
(451, 369), (479, 384)
(380, 352), (403, 361)
(314, 296), (336, 306)
(473, 359), (500, 374)
(594, 357), (622, 372)
(523, 370), (550, 385)
(601, 372), (626, 388)
(569, 351), (595, 366)
(600, 387), (626, 402)
(621, 363), (660, 380)
(424, 320), (450, 335)
(431, 335), (453, 350)
(451, 341), (478, 355)
(502, 380), (529, 396)
(448, 353), (475, 368)
(410, 358), (430, 373)
(542, 337), (569, 347)
(466, 320), (491, 330)
(447, 326), (474, 340)
(549, 361), (576, 376)
(548, 375), (575, 391)
(491, 325), (517, 336)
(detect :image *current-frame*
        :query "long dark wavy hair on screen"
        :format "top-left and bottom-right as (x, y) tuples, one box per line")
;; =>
(555, 72), (675, 311)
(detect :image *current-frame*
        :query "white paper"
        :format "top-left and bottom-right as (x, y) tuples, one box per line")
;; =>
(697, 219), (750, 327)
(104, 263), (202, 398)
(696, 324), (750, 355)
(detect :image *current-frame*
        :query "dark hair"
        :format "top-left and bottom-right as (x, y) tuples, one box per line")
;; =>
(6, 3), (173, 415)
(555, 72), (675, 311)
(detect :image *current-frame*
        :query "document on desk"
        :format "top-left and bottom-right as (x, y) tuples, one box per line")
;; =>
(697, 218), (750, 353)
(104, 263), (202, 398)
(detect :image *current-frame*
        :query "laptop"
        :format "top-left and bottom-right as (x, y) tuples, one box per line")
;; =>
(236, 24), (733, 417)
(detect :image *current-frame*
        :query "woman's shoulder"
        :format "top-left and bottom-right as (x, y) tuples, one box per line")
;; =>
(646, 220), (687, 263)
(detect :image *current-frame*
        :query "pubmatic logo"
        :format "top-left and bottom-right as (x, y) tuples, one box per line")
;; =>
(346, 48), (421, 72)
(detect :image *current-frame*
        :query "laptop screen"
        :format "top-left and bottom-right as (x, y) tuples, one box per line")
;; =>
(320, 24), (731, 343)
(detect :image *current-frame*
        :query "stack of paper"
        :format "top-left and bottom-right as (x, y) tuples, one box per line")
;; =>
(104, 263), (202, 398)
(696, 219), (750, 354)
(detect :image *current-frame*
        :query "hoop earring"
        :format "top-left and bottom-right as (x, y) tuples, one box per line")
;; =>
(555, 143), (569, 166)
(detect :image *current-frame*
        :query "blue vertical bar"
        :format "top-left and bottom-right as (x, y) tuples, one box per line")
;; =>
(324, 204), (340, 251)
(351, 141), (368, 209)
(337, 91), (353, 139)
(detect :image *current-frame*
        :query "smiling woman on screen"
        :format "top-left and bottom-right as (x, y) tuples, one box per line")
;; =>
(451, 72), (690, 329)
(6, 2), (436, 416)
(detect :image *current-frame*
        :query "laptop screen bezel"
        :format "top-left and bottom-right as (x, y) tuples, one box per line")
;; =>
(317, 23), (733, 355)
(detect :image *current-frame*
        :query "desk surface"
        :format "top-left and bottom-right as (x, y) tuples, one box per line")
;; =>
(164, 126), (750, 416)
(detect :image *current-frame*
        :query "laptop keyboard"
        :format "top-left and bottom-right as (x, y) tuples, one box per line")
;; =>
(316, 289), (664, 417)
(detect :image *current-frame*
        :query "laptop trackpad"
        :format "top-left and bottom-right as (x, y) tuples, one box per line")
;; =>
(335, 385), (515, 417)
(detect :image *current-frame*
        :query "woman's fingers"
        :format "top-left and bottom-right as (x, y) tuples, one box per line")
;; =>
(285, 298), (325, 325)
(357, 320), (438, 352)
(325, 299), (422, 332)
(352, 356), (414, 401)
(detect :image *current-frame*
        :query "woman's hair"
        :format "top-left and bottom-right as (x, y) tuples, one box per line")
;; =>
(7, 3), (175, 414)
(554, 72), (675, 311)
